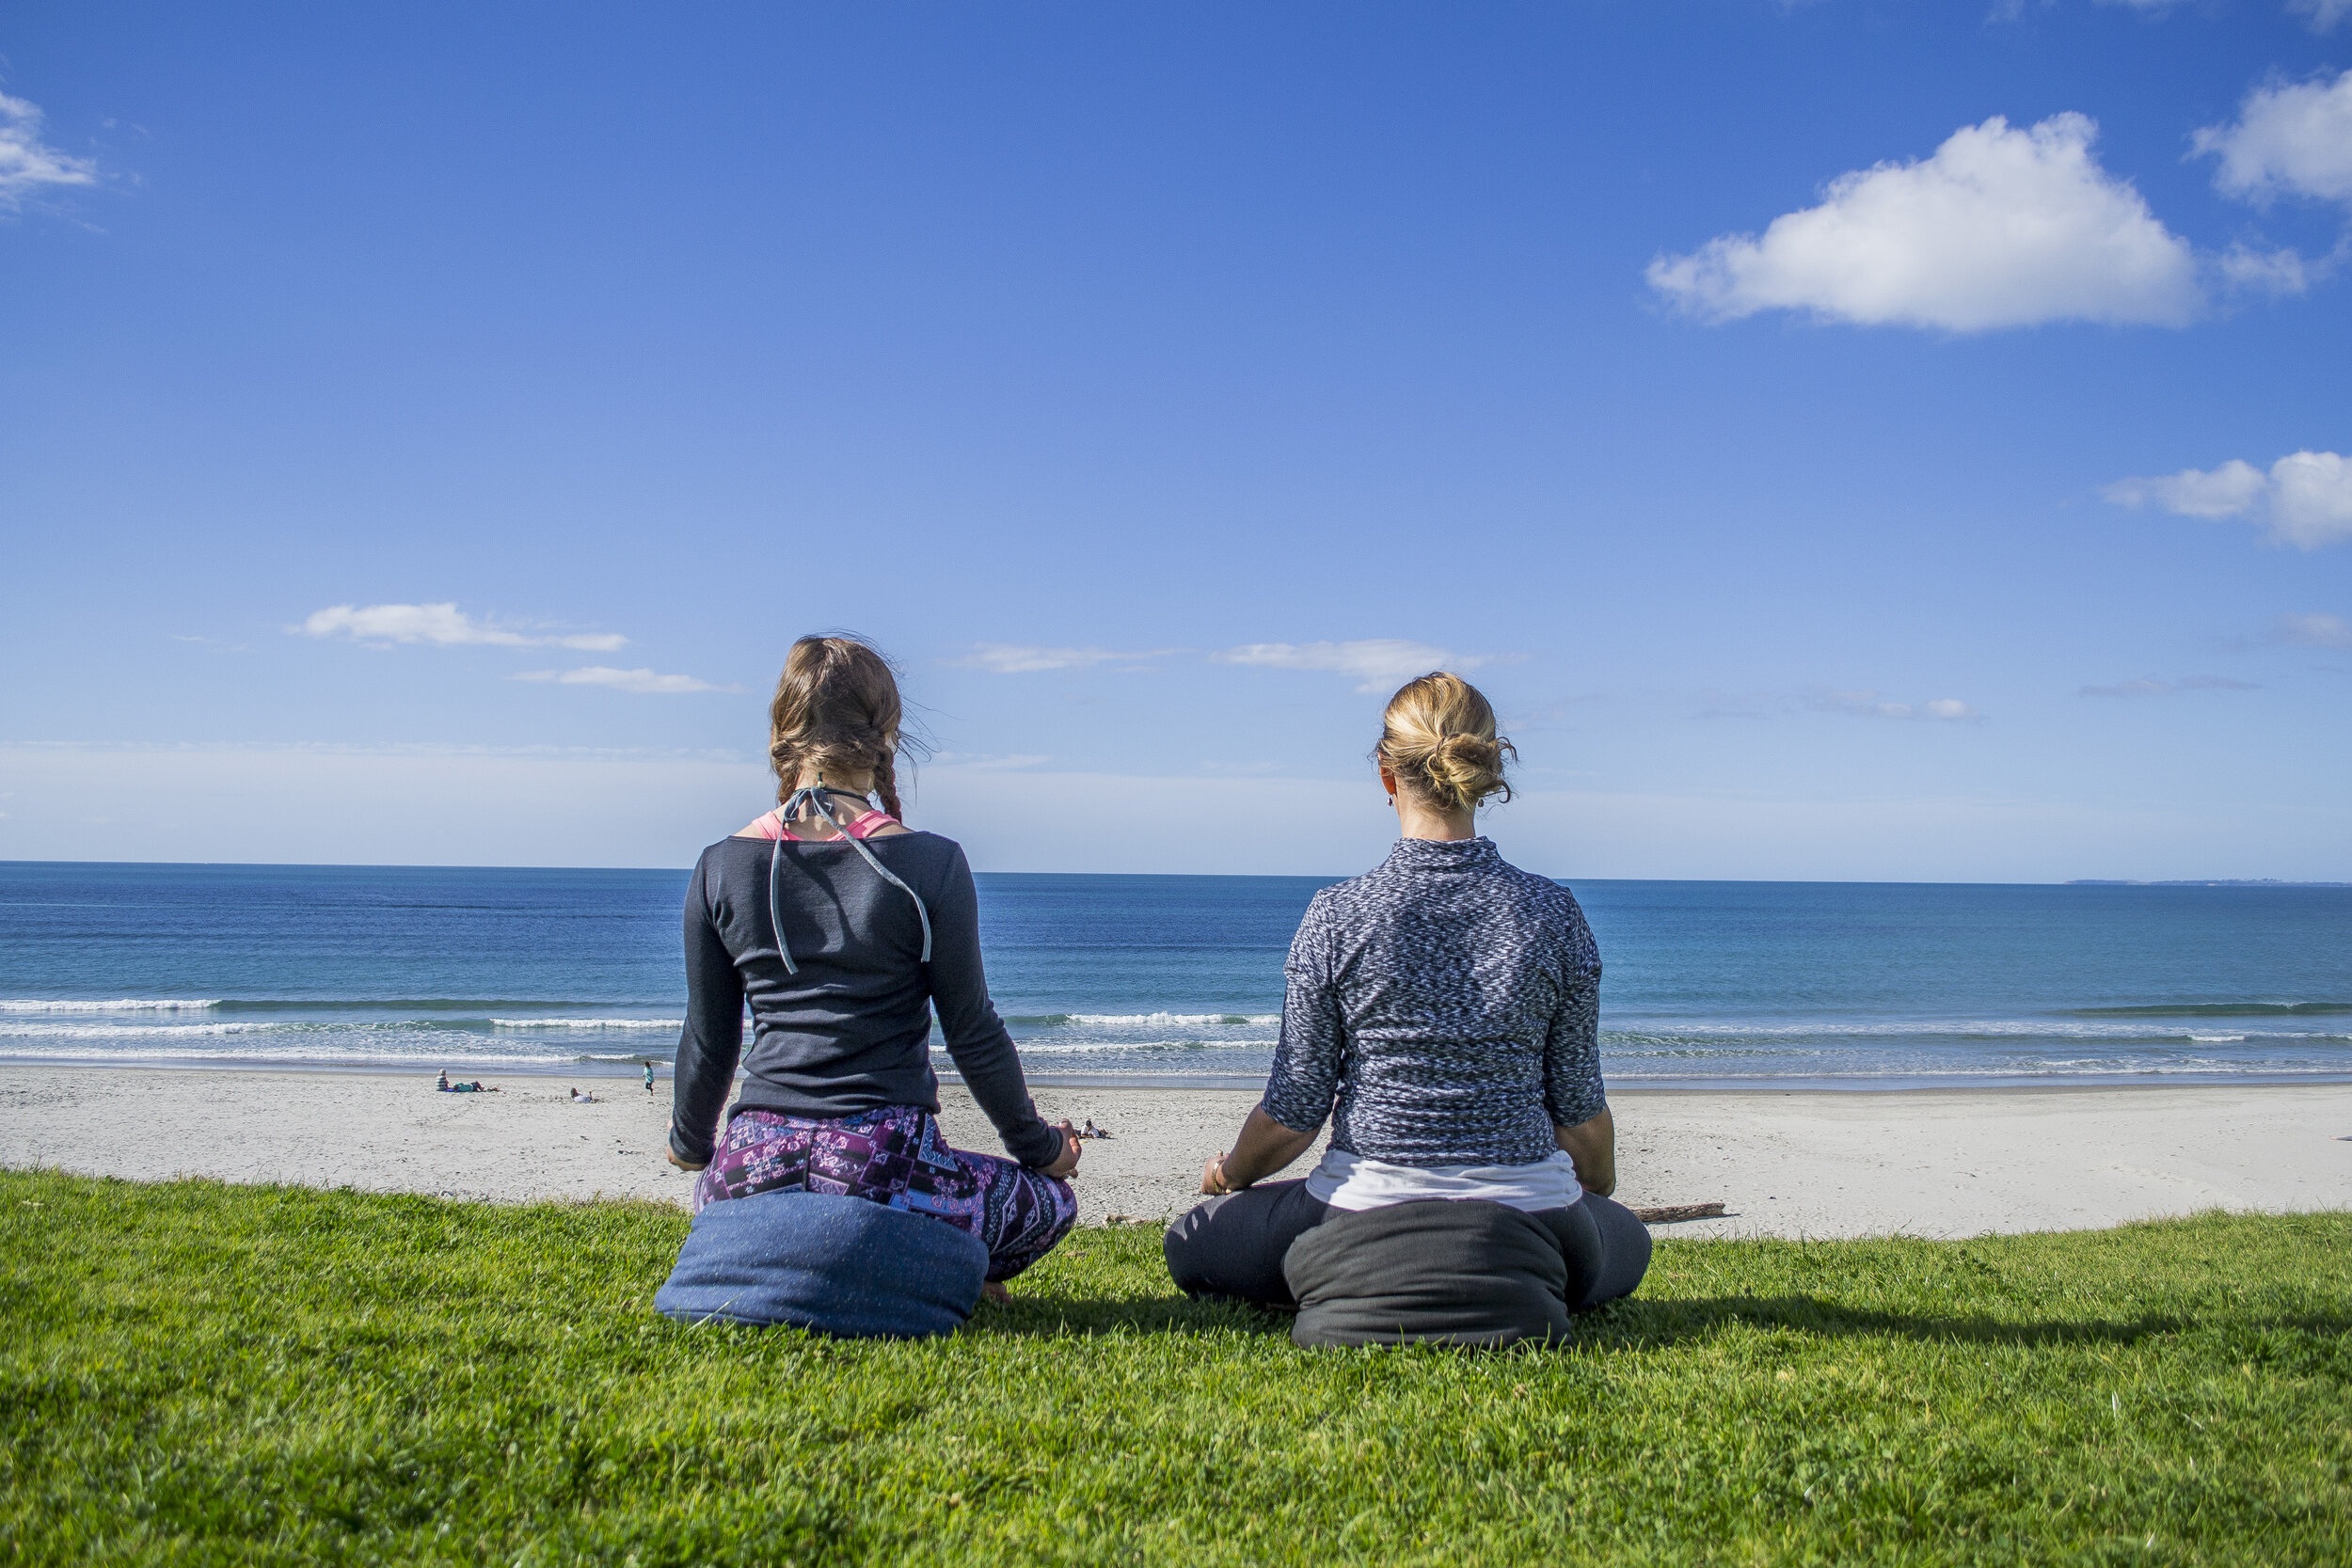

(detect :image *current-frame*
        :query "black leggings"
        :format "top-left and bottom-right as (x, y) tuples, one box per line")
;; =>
(1163, 1180), (1653, 1311)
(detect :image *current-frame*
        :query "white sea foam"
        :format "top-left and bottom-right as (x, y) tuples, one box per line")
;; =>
(0, 998), (221, 1013)
(1615, 1017), (2334, 1042)
(0, 1022), (275, 1038)
(1056, 1012), (1279, 1028)
(987, 1038), (1270, 1055)
(0, 1043), (584, 1067)
(489, 1018), (683, 1031)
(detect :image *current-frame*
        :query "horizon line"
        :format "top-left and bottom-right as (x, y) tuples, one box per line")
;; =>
(5, 858), (2346, 888)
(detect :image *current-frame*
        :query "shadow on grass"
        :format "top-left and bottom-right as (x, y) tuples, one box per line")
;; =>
(942, 1291), (2352, 1349)
(1558, 1294), (2352, 1352)
(1599, 1297), (2352, 1354)
(965, 1293), (1293, 1339)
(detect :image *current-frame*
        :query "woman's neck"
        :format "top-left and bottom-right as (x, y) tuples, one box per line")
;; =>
(787, 771), (874, 798)
(1395, 800), (1476, 842)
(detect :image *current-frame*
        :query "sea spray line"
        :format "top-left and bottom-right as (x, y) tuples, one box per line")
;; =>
(2063, 1002), (2352, 1018)
(0, 1022), (278, 1038)
(0, 1020), (686, 1040)
(1608, 1017), (2352, 1040)
(1005, 1012), (1280, 1028)
(0, 999), (222, 1012)
(0, 1044), (608, 1067)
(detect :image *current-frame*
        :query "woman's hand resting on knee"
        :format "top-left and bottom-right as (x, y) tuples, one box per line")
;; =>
(1041, 1119), (1083, 1180)
(1200, 1105), (1321, 1195)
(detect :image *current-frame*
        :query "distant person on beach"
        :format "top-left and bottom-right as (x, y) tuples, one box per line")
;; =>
(666, 634), (1082, 1287)
(1165, 672), (1650, 1311)
(644, 1062), (656, 1093)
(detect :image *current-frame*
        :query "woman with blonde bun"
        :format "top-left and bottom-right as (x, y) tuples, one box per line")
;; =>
(1163, 672), (1649, 1311)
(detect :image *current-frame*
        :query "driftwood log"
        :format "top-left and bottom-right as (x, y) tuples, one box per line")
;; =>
(1629, 1202), (1727, 1225)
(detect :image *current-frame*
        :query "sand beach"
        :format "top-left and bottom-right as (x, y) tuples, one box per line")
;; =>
(3, 1066), (2344, 1237)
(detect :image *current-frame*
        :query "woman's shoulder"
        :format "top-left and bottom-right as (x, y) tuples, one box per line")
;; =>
(706, 824), (951, 852)
(1502, 866), (1599, 964)
(1497, 861), (1593, 920)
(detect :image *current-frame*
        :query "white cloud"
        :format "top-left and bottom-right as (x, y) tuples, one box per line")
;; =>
(2217, 242), (2320, 296)
(1214, 640), (1490, 693)
(298, 602), (627, 651)
(2287, 0), (2352, 34)
(927, 752), (1053, 770)
(1648, 114), (2201, 330)
(2195, 69), (2352, 208)
(2103, 459), (2270, 518)
(0, 91), (98, 212)
(510, 666), (723, 695)
(2078, 674), (2259, 697)
(951, 644), (1179, 674)
(1809, 689), (1984, 721)
(2267, 610), (2352, 648)
(2105, 451), (2352, 548)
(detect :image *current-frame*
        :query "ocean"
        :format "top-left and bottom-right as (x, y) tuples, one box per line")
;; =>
(2, 861), (2348, 1089)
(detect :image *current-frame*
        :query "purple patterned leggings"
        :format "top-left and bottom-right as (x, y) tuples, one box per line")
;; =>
(695, 1104), (1077, 1282)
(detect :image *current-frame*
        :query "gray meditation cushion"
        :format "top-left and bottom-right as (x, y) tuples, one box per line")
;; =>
(655, 1190), (989, 1338)
(1283, 1198), (1573, 1349)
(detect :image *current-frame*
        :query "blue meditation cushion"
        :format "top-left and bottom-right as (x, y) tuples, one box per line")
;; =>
(655, 1190), (989, 1338)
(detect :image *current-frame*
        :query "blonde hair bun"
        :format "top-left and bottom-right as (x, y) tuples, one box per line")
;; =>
(1376, 673), (1515, 814)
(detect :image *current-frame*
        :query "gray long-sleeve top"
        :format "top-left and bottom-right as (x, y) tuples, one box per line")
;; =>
(1260, 836), (1606, 1166)
(668, 831), (1060, 1169)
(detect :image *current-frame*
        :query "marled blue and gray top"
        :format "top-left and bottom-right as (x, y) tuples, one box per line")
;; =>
(1261, 836), (1606, 1166)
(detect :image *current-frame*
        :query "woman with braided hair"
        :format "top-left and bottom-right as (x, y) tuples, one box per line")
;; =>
(666, 635), (1082, 1289)
(1163, 671), (1650, 1320)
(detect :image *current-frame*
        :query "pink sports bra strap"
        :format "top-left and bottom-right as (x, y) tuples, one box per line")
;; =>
(760, 805), (898, 842)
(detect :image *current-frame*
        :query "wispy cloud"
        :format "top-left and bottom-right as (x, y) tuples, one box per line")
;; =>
(928, 752), (1053, 770)
(2264, 610), (2352, 649)
(2078, 674), (2259, 698)
(2104, 451), (2352, 549)
(298, 602), (628, 651)
(2289, 0), (2352, 32)
(1214, 640), (1495, 693)
(0, 91), (98, 213)
(1647, 113), (2199, 331)
(1808, 689), (1984, 721)
(1507, 695), (1605, 729)
(510, 666), (725, 695)
(950, 643), (1181, 674)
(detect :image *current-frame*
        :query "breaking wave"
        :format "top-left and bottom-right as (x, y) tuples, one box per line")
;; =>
(0, 998), (221, 1012)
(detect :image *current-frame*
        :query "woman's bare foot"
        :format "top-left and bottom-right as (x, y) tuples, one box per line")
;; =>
(981, 1282), (1010, 1306)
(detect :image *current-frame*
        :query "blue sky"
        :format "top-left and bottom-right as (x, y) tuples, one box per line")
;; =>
(2, 0), (2347, 879)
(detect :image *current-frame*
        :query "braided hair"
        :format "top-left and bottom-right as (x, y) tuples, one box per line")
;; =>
(769, 635), (906, 820)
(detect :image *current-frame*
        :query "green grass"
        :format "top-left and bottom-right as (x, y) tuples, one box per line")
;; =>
(1, 1172), (2345, 1567)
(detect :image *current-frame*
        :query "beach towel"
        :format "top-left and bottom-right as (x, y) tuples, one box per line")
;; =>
(654, 1190), (988, 1338)
(1282, 1198), (1575, 1349)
